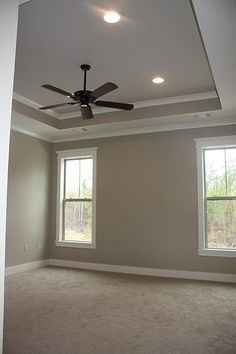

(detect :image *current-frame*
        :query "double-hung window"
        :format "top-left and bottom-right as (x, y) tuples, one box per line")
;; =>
(196, 136), (236, 257)
(56, 148), (97, 248)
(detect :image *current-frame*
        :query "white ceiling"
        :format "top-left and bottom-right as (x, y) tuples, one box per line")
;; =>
(12, 0), (236, 141)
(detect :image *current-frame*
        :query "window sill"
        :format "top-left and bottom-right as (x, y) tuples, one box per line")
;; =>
(55, 241), (96, 249)
(198, 248), (236, 258)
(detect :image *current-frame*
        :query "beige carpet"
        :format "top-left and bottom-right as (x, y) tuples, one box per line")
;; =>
(3, 267), (236, 354)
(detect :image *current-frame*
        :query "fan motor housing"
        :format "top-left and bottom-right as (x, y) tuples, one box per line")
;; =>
(74, 90), (93, 104)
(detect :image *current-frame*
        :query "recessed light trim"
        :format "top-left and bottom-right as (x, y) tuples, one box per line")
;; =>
(104, 11), (120, 23)
(152, 77), (165, 84)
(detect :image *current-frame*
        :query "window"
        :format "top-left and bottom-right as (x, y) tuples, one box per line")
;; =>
(196, 136), (236, 257)
(56, 148), (97, 248)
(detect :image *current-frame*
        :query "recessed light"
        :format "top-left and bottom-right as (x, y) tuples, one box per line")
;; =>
(152, 77), (165, 84)
(104, 11), (120, 23)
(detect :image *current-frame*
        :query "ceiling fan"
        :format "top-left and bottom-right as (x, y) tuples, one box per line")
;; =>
(39, 64), (134, 119)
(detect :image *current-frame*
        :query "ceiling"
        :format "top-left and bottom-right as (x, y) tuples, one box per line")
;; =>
(12, 0), (236, 142)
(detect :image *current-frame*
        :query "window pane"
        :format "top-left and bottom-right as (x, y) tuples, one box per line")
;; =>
(65, 158), (93, 199)
(79, 159), (93, 199)
(226, 149), (236, 196)
(65, 160), (80, 198)
(64, 201), (92, 242)
(207, 199), (236, 249)
(205, 149), (226, 197)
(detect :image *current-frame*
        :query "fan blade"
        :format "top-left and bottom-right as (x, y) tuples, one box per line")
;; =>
(91, 82), (118, 99)
(39, 102), (77, 110)
(41, 84), (73, 97)
(95, 100), (134, 110)
(81, 105), (93, 119)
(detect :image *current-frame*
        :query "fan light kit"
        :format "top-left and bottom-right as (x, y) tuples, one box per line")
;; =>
(152, 77), (165, 84)
(39, 64), (134, 119)
(104, 11), (120, 23)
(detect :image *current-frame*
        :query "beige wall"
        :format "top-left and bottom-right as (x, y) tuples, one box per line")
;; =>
(50, 125), (236, 274)
(5, 130), (51, 267)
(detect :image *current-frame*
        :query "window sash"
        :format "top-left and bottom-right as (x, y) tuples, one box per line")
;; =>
(203, 147), (236, 198)
(205, 198), (236, 250)
(63, 157), (93, 200)
(63, 157), (93, 242)
(62, 199), (93, 241)
(203, 147), (236, 250)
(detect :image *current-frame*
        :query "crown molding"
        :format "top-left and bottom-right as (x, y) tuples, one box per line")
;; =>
(13, 91), (218, 120)
(50, 115), (236, 143)
(11, 108), (236, 143)
(11, 125), (53, 142)
(19, 0), (31, 4)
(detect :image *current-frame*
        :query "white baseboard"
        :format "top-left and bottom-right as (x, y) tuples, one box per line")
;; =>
(5, 258), (236, 283)
(48, 259), (236, 283)
(5, 259), (49, 276)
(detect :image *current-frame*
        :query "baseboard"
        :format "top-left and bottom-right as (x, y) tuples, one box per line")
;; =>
(6, 258), (236, 283)
(48, 259), (236, 283)
(5, 259), (50, 276)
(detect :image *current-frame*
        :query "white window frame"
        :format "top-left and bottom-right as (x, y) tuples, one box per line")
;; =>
(195, 135), (236, 257)
(55, 148), (97, 249)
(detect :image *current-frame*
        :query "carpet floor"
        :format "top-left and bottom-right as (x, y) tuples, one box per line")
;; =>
(3, 266), (236, 354)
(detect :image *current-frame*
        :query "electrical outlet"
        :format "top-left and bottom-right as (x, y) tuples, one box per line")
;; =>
(24, 243), (29, 252)
(38, 242), (41, 249)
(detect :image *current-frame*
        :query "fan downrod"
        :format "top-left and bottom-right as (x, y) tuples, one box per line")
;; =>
(80, 64), (91, 72)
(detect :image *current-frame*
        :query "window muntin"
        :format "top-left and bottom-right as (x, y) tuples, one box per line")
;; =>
(56, 148), (96, 248)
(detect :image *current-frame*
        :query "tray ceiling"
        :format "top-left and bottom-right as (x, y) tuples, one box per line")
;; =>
(12, 0), (235, 141)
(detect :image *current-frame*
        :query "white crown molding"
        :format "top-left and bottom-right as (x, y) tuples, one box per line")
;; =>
(133, 91), (217, 107)
(50, 115), (236, 143)
(48, 259), (236, 283)
(13, 91), (218, 120)
(11, 113), (236, 143)
(19, 0), (31, 4)
(60, 91), (218, 119)
(11, 125), (53, 142)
